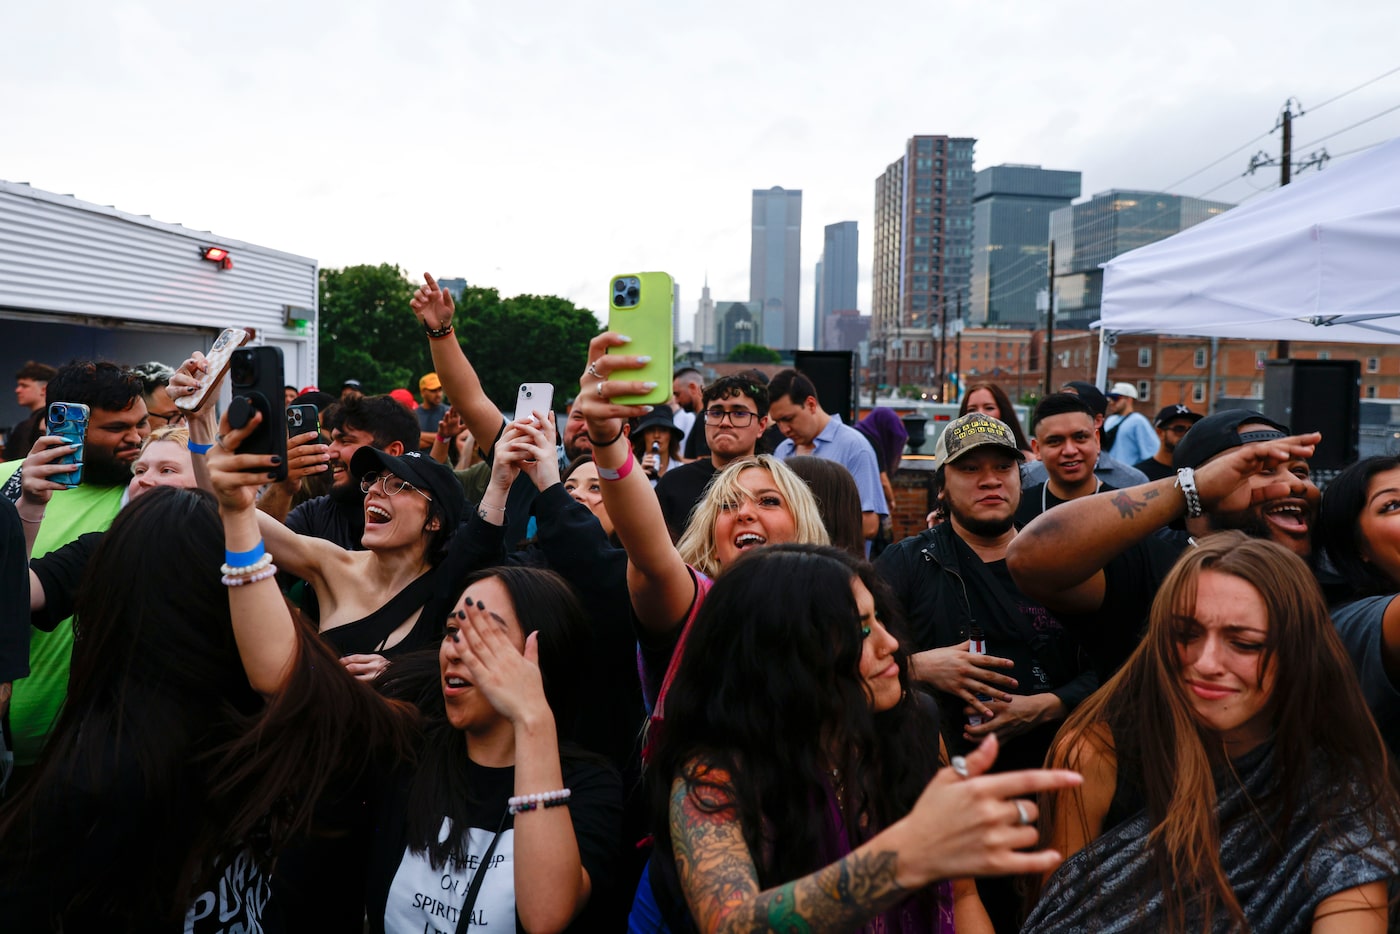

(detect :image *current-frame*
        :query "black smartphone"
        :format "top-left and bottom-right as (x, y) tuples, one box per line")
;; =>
(229, 347), (288, 482)
(286, 403), (319, 437)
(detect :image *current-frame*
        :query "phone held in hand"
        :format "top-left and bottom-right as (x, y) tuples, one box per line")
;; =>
(229, 347), (288, 482)
(175, 327), (251, 412)
(46, 402), (89, 488)
(605, 272), (674, 406)
(286, 404), (320, 437)
(514, 383), (554, 425)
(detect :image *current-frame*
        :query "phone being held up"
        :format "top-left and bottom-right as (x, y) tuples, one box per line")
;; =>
(175, 327), (251, 412)
(605, 272), (673, 406)
(46, 402), (88, 488)
(228, 347), (288, 483)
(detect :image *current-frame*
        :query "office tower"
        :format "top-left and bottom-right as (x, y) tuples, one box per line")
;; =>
(1049, 190), (1233, 328)
(693, 277), (716, 355)
(816, 221), (859, 350)
(750, 187), (802, 349)
(716, 300), (763, 357)
(813, 256), (823, 348)
(435, 277), (468, 300)
(871, 136), (975, 391)
(969, 165), (1081, 326)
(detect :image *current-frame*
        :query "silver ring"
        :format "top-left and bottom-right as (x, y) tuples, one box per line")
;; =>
(596, 382), (606, 399)
(215, 434), (228, 452)
(587, 362), (601, 379)
(950, 756), (969, 779)
(1014, 800), (1032, 826)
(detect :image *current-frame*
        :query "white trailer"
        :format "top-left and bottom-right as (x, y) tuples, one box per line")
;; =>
(0, 180), (318, 437)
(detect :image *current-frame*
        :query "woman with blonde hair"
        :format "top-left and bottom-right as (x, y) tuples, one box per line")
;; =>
(1027, 531), (1400, 932)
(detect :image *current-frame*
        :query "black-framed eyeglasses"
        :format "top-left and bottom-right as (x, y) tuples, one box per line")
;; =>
(148, 410), (187, 427)
(703, 408), (756, 426)
(360, 472), (431, 501)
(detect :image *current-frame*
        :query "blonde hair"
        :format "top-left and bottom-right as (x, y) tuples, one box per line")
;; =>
(677, 455), (829, 577)
(140, 425), (190, 453)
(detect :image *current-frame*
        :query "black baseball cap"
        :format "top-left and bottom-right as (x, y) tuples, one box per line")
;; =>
(350, 447), (466, 530)
(1062, 381), (1108, 417)
(1172, 409), (1290, 470)
(1153, 404), (1204, 428)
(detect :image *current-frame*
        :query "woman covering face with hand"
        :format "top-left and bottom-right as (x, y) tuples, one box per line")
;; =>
(1027, 532), (1400, 933)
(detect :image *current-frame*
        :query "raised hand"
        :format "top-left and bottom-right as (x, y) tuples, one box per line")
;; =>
(410, 271), (455, 332)
(19, 435), (81, 509)
(576, 332), (656, 446)
(444, 592), (549, 726)
(206, 409), (283, 513)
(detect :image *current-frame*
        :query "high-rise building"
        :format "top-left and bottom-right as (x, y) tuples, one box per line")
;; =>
(693, 277), (716, 355)
(715, 300), (763, 357)
(1049, 190), (1233, 328)
(871, 136), (976, 392)
(813, 256), (823, 348)
(969, 165), (1081, 326)
(750, 187), (802, 349)
(816, 221), (859, 349)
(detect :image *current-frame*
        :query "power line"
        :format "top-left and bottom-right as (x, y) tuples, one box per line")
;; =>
(1157, 128), (1275, 193)
(1294, 100), (1400, 150)
(1308, 63), (1400, 114)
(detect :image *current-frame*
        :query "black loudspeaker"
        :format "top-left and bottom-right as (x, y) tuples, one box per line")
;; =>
(1262, 359), (1359, 471)
(794, 350), (854, 425)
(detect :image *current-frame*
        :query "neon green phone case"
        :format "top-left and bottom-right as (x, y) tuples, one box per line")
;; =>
(606, 271), (674, 405)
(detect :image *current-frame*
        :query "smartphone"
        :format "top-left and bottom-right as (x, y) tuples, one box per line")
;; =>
(229, 346), (288, 482)
(175, 327), (251, 412)
(606, 272), (673, 405)
(286, 403), (320, 437)
(46, 402), (88, 488)
(514, 383), (555, 424)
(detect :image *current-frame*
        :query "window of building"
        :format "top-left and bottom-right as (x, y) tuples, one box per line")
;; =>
(1138, 347), (1152, 367)
(1192, 381), (1206, 403)
(1137, 381), (1151, 401)
(1250, 381), (1262, 399)
(1318, 351), (1330, 360)
(1368, 357), (1380, 373)
(1193, 348), (1207, 368)
(1255, 350), (1267, 370)
(1366, 385), (1378, 399)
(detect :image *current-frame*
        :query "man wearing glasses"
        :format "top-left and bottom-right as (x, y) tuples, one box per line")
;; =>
(655, 375), (770, 541)
(131, 361), (187, 428)
(1134, 404), (1203, 481)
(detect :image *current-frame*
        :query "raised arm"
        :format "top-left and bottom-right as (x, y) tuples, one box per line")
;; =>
(410, 273), (507, 456)
(1008, 432), (1320, 614)
(15, 433), (79, 556)
(576, 333), (695, 633)
(672, 735), (1080, 933)
(207, 409), (304, 695)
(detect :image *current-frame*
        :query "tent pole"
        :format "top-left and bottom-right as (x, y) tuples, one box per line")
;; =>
(1095, 328), (1112, 390)
(1209, 337), (1219, 414)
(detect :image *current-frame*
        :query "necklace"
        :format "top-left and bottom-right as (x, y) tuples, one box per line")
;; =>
(829, 767), (849, 828)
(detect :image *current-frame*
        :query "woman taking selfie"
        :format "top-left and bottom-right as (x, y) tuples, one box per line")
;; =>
(1026, 532), (1400, 932)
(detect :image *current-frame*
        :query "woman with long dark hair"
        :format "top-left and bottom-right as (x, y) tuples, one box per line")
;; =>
(959, 382), (1032, 456)
(0, 486), (404, 931)
(786, 454), (866, 557)
(647, 544), (1080, 932)
(1027, 532), (1400, 932)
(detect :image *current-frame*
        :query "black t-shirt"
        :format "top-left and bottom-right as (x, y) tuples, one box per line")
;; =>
(1134, 457), (1175, 482)
(655, 460), (719, 541)
(286, 491), (365, 551)
(681, 416), (711, 460)
(366, 755), (622, 934)
(1015, 481), (1117, 529)
(29, 530), (105, 632)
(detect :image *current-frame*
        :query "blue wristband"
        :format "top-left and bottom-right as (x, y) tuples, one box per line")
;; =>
(187, 440), (214, 455)
(225, 541), (266, 568)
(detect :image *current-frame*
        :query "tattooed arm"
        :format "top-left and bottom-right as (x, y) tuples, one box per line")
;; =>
(670, 742), (1081, 934)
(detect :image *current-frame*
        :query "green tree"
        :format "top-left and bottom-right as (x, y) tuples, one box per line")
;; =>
(453, 289), (602, 409)
(318, 264), (425, 393)
(727, 343), (781, 364)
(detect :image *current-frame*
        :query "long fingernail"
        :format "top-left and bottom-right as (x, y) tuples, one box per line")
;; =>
(270, 455), (282, 465)
(640, 405), (654, 413)
(642, 382), (657, 390)
(617, 334), (632, 341)
(636, 356), (652, 363)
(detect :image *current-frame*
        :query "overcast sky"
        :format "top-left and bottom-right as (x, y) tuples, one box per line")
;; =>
(5, 1), (1398, 345)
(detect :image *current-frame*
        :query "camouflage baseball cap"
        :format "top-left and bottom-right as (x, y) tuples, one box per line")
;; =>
(933, 412), (1025, 466)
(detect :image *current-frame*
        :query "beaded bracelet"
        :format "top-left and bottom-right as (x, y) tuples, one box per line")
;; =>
(508, 788), (572, 815)
(187, 440), (214, 455)
(222, 564), (278, 587)
(220, 553), (274, 578)
(425, 322), (455, 340)
(596, 455), (634, 482)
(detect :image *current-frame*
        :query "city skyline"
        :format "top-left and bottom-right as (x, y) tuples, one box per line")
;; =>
(5, 2), (1398, 351)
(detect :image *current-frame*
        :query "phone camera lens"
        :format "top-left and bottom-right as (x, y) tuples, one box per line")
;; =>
(50, 406), (65, 424)
(626, 286), (640, 301)
(525, 390), (532, 398)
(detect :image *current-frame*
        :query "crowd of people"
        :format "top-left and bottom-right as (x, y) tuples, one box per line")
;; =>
(0, 274), (1398, 932)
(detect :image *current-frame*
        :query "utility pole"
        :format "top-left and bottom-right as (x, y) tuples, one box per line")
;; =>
(1044, 241), (1056, 396)
(938, 295), (949, 400)
(953, 292), (962, 402)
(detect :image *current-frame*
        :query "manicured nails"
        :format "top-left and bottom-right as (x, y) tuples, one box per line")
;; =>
(642, 382), (657, 390)
(636, 356), (652, 363)
(617, 334), (632, 342)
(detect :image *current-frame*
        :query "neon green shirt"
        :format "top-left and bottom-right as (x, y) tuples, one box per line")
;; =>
(0, 459), (125, 765)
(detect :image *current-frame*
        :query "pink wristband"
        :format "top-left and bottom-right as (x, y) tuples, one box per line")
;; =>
(596, 453), (635, 482)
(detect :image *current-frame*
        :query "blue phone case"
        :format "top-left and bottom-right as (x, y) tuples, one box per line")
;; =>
(47, 402), (88, 487)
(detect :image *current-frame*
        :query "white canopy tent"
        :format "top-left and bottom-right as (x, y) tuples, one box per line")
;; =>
(1093, 135), (1400, 385)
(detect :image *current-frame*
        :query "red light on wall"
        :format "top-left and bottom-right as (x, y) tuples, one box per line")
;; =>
(201, 246), (233, 269)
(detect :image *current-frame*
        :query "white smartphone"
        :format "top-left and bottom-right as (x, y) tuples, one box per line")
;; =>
(175, 327), (251, 412)
(513, 382), (554, 424)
